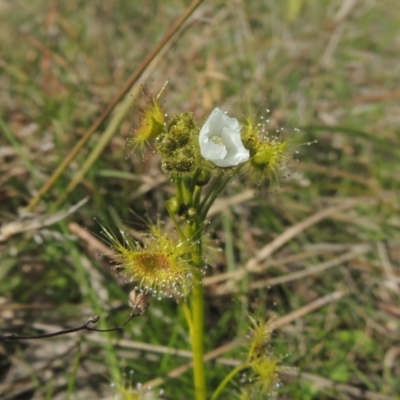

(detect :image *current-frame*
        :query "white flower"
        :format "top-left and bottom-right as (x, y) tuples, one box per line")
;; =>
(199, 108), (250, 167)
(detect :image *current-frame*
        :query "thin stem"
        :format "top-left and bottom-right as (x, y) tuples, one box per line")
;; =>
(181, 300), (193, 333)
(200, 175), (231, 220)
(189, 168), (202, 194)
(182, 179), (191, 205)
(190, 217), (206, 400)
(191, 282), (206, 400)
(210, 363), (249, 400)
(199, 174), (224, 211)
(175, 177), (184, 204)
(167, 205), (186, 240)
(193, 185), (203, 210)
(200, 164), (246, 220)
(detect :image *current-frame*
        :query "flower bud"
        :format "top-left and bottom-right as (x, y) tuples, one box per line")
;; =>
(242, 118), (261, 156)
(187, 207), (197, 219)
(195, 169), (211, 186)
(249, 140), (289, 181)
(166, 196), (181, 215)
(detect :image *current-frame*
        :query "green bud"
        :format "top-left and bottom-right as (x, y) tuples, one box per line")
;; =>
(166, 197), (181, 215)
(187, 207), (197, 219)
(249, 140), (290, 180)
(196, 169), (211, 186)
(252, 149), (271, 167)
(242, 118), (261, 157)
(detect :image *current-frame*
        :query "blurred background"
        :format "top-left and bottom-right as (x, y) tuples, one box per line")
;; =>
(0, 1), (399, 399)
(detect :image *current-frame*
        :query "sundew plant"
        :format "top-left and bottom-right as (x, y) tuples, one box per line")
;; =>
(104, 87), (292, 400)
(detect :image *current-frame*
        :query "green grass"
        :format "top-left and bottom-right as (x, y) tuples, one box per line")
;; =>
(1, 1), (399, 399)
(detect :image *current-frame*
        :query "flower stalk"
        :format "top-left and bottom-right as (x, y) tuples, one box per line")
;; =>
(210, 363), (249, 400)
(191, 281), (206, 399)
(189, 216), (206, 400)
(117, 104), (293, 398)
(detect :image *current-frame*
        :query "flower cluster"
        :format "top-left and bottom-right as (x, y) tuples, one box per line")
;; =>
(131, 101), (291, 181)
(157, 112), (199, 175)
(123, 97), (293, 297)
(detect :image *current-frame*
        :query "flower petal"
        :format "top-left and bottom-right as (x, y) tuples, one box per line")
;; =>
(199, 108), (249, 167)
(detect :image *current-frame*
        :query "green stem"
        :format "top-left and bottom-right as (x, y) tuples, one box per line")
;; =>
(200, 164), (246, 220)
(199, 175), (224, 212)
(210, 363), (249, 400)
(183, 181), (191, 205)
(176, 177), (184, 204)
(167, 207), (186, 239)
(193, 185), (202, 209)
(190, 217), (206, 400)
(200, 175), (231, 220)
(187, 167), (246, 398)
(181, 299), (193, 332)
(189, 168), (202, 193)
(191, 281), (205, 400)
